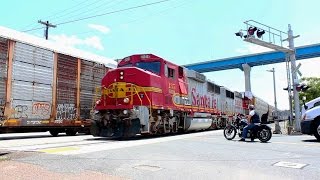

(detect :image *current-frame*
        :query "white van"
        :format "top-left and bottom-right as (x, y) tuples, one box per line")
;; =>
(301, 97), (320, 141)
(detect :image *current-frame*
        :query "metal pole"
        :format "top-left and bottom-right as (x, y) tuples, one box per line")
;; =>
(272, 68), (281, 133)
(288, 24), (301, 132)
(286, 55), (293, 128)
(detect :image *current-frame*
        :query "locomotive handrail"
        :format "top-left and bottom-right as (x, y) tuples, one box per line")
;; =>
(133, 86), (152, 122)
(141, 86), (152, 118)
(133, 86), (143, 106)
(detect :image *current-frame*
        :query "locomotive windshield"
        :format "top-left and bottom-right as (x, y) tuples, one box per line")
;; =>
(136, 61), (161, 75)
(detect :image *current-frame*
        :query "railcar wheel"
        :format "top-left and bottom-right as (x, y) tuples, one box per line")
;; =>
(313, 121), (320, 141)
(66, 129), (77, 136)
(49, 130), (59, 137)
(223, 126), (237, 140)
(258, 128), (272, 143)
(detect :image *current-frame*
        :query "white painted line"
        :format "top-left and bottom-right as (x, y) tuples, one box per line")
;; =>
(273, 161), (308, 169)
(41, 131), (220, 155)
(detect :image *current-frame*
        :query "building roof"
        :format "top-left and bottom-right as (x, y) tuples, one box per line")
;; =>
(0, 26), (117, 69)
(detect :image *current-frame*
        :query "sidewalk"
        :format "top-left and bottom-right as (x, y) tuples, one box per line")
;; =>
(270, 121), (289, 135)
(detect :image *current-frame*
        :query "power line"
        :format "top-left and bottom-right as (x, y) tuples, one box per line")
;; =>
(48, 0), (106, 23)
(21, 0), (91, 31)
(57, 0), (126, 23)
(56, 0), (172, 25)
(23, 0), (172, 33)
(122, 0), (191, 26)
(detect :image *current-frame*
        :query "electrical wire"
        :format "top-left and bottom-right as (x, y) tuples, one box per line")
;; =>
(56, 0), (171, 26)
(23, 0), (172, 32)
(53, 0), (124, 24)
(48, 0), (106, 23)
(21, 0), (92, 31)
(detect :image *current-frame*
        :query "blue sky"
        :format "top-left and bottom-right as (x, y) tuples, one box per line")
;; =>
(1, 0), (319, 110)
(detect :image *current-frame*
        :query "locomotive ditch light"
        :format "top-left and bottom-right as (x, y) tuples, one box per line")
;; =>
(247, 27), (257, 36)
(256, 29), (265, 38)
(123, 97), (130, 103)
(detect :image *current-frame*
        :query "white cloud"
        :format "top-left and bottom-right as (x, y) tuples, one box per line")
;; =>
(88, 24), (111, 34)
(50, 34), (104, 50)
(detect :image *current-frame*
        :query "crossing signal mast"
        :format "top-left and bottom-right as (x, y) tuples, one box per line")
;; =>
(235, 20), (301, 134)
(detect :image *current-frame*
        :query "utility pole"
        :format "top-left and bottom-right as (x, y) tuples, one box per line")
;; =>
(38, 20), (56, 40)
(267, 68), (280, 133)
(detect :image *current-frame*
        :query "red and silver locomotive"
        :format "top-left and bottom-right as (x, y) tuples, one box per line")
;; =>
(91, 54), (271, 138)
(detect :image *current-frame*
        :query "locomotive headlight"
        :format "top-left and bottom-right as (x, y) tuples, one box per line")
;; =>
(95, 100), (101, 105)
(123, 97), (130, 103)
(120, 71), (124, 75)
(120, 76), (124, 79)
(123, 110), (128, 114)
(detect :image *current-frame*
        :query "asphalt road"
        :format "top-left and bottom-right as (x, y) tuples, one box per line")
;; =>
(0, 129), (320, 180)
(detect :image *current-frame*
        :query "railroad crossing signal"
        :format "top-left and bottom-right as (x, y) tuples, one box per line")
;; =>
(292, 63), (302, 77)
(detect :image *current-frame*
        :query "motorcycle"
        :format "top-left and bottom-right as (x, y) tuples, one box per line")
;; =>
(223, 116), (272, 143)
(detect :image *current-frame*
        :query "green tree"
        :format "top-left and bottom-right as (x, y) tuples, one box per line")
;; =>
(299, 77), (320, 102)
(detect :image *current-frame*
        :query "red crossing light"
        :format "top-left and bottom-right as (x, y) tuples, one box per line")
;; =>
(256, 29), (265, 38)
(247, 27), (257, 36)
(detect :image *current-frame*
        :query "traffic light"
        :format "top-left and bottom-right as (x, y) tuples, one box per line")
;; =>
(283, 87), (293, 91)
(247, 27), (257, 35)
(235, 31), (243, 38)
(296, 83), (310, 92)
(256, 29), (265, 38)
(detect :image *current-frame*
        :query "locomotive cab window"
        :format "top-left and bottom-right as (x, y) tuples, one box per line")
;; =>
(178, 66), (184, 78)
(118, 63), (132, 67)
(167, 67), (175, 79)
(136, 61), (160, 75)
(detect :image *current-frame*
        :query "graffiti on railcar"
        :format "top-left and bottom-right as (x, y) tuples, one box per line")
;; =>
(12, 105), (28, 118)
(56, 103), (76, 120)
(32, 102), (51, 119)
(0, 99), (4, 120)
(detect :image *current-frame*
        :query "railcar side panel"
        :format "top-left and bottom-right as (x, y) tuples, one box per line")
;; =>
(0, 38), (8, 121)
(10, 42), (54, 125)
(234, 92), (244, 115)
(186, 78), (219, 113)
(56, 54), (78, 121)
(80, 60), (95, 119)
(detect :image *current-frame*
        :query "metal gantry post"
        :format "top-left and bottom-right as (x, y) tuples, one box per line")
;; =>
(285, 55), (293, 127)
(288, 24), (301, 132)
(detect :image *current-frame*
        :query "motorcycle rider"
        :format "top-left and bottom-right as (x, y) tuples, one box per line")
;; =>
(239, 105), (260, 141)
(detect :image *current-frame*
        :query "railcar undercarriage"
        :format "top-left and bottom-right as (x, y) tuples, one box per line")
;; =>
(91, 107), (183, 138)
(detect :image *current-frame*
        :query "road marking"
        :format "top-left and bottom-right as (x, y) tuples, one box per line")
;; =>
(34, 131), (221, 155)
(273, 161), (308, 169)
(273, 141), (320, 147)
(133, 165), (162, 171)
(39, 146), (80, 153)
